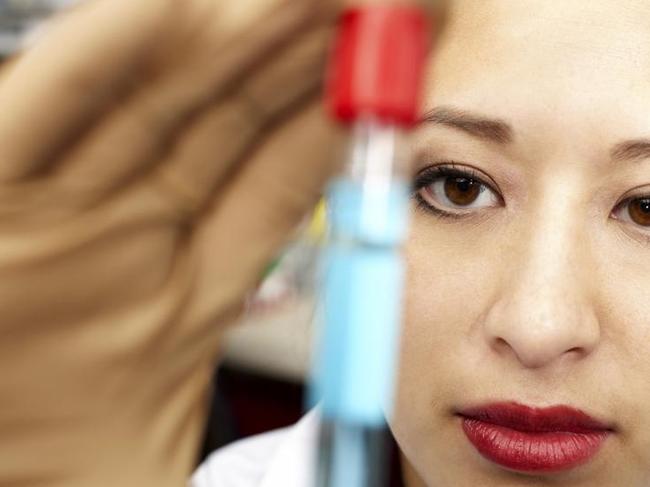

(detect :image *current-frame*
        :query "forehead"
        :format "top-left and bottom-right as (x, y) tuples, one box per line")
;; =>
(425, 0), (650, 147)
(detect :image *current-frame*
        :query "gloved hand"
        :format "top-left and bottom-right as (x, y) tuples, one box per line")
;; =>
(0, 0), (343, 485)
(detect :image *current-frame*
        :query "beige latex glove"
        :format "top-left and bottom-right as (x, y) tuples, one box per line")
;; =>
(0, 0), (346, 485)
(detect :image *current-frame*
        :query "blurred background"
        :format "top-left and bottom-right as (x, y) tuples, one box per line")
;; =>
(0, 0), (321, 464)
(0, 0), (77, 53)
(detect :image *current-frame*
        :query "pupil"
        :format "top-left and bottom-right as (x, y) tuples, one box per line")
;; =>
(444, 176), (481, 206)
(640, 199), (650, 213)
(456, 179), (471, 192)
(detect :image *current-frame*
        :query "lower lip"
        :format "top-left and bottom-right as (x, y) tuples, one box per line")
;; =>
(461, 417), (610, 472)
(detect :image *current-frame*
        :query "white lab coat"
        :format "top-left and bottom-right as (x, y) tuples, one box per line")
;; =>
(191, 410), (319, 487)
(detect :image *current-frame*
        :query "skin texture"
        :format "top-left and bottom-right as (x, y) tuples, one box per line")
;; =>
(390, 0), (650, 486)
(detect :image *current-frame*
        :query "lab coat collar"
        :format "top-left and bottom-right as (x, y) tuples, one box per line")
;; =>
(259, 409), (319, 487)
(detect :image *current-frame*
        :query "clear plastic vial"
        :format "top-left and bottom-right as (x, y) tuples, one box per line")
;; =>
(308, 6), (430, 486)
(312, 117), (410, 487)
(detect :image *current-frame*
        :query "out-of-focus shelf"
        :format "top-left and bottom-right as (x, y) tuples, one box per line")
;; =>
(0, 0), (79, 55)
(221, 299), (315, 383)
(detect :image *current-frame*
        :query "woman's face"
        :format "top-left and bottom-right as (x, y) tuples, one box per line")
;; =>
(392, 1), (650, 485)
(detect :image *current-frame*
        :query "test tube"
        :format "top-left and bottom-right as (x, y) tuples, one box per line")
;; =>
(310, 6), (430, 487)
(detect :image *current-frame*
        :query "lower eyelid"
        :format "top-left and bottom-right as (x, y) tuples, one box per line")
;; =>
(412, 192), (481, 220)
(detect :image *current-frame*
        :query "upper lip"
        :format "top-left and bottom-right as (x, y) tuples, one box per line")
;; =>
(457, 402), (616, 433)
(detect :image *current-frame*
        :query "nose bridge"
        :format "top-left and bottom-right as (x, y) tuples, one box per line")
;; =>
(524, 193), (580, 299)
(484, 183), (600, 369)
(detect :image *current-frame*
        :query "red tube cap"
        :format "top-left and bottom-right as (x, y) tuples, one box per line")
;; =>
(326, 5), (431, 127)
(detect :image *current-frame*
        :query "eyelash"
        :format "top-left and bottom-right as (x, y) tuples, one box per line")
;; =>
(412, 163), (501, 220)
(412, 164), (650, 240)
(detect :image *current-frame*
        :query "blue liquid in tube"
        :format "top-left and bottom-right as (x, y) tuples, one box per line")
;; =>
(310, 119), (411, 487)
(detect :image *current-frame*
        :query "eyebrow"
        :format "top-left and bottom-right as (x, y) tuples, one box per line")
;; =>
(421, 107), (514, 144)
(423, 106), (650, 164)
(610, 139), (650, 162)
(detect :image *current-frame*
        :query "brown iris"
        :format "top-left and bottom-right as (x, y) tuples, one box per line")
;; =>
(628, 198), (650, 226)
(444, 177), (482, 206)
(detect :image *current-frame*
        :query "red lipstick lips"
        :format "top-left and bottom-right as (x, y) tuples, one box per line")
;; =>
(458, 402), (614, 473)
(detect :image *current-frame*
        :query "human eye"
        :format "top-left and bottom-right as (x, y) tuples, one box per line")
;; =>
(611, 191), (650, 232)
(412, 163), (503, 220)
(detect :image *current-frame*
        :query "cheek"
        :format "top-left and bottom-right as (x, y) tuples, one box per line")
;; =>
(592, 268), (650, 472)
(389, 218), (500, 474)
(395, 216), (500, 400)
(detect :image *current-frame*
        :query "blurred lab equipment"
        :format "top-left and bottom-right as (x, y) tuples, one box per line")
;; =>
(0, 0), (77, 54)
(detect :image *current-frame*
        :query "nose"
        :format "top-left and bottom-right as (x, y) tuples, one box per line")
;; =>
(482, 204), (600, 369)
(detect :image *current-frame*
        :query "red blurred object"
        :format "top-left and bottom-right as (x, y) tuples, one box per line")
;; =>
(326, 5), (431, 127)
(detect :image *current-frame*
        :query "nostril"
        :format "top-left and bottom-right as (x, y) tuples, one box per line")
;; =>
(492, 336), (511, 354)
(565, 346), (585, 357)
